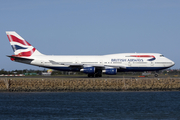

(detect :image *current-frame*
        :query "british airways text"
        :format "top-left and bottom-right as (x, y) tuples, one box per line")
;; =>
(111, 59), (143, 62)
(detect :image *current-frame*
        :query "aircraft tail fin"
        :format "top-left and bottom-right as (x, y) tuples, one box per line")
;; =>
(6, 31), (43, 57)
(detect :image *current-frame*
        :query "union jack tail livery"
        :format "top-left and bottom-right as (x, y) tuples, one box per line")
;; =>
(6, 31), (42, 57)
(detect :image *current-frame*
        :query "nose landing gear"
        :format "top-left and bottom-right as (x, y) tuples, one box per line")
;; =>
(154, 74), (158, 77)
(154, 71), (159, 77)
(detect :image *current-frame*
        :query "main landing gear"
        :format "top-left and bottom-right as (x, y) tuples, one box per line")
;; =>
(154, 73), (158, 77)
(154, 71), (159, 77)
(88, 73), (102, 77)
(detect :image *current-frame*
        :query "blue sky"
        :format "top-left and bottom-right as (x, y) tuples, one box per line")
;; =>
(0, 0), (180, 70)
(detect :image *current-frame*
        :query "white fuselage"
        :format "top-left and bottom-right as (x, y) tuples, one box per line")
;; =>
(29, 53), (174, 72)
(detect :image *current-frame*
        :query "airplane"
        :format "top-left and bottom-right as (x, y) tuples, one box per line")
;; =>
(6, 31), (175, 77)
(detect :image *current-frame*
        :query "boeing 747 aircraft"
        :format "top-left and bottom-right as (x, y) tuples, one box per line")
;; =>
(6, 31), (175, 77)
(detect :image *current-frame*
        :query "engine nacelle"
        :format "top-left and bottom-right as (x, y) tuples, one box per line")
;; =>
(102, 68), (117, 75)
(80, 67), (95, 74)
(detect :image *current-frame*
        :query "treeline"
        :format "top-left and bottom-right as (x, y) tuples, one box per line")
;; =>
(0, 69), (83, 75)
(162, 69), (180, 75)
(0, 69), (43, 75)
(0, 69), (180, 76)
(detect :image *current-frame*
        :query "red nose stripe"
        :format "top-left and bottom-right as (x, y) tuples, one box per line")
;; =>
(130, 55), (155, 58)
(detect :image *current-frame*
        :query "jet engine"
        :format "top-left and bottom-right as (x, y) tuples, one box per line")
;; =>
(102, 68), (117, 75)
(80, 67), (95, 74)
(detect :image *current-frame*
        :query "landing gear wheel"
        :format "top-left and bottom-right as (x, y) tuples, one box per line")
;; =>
(88, 74), (94, 77)
(95, 74), (102, 77)
(154, 74), (158, 77)
(88, 74), (91, 77)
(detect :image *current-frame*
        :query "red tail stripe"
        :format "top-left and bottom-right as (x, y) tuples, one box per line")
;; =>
(7, 35), (31, 46)
(12, 48), (36, 57)
(130, 55), (155, 58)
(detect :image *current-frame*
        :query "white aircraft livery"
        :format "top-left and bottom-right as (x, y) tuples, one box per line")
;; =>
(6, 31), (175, 77)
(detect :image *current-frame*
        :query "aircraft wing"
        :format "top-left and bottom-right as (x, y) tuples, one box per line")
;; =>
(104, 65), (126, 69)
(49, 60), (126, 69)
(49, 60), (83, 67)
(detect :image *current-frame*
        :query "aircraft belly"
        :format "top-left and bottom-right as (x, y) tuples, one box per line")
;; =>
(124, 67), (169, 71)
(45, 66), (80, 71)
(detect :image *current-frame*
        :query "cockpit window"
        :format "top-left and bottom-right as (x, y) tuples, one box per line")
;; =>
(160, 55), (164, 57)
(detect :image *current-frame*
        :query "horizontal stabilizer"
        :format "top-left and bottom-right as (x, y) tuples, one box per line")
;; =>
(7, 55), (34, 61)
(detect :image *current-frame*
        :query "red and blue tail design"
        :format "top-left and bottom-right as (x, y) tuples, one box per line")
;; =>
(6, 31), (42, 58)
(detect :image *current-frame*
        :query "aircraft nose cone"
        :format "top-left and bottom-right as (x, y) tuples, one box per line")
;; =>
(170, 60), (175, 67)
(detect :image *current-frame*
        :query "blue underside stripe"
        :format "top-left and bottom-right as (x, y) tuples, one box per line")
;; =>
(123, 67), (169, 71)
(148, 58), (156, 61)
(46, 67), (81, 71)
(43, 66), (169, 72)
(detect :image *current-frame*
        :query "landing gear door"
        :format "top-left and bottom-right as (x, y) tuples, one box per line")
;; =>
(151, 62), (154, 66)
(128, 62), (131, 66)
(99, 60), (103, 65)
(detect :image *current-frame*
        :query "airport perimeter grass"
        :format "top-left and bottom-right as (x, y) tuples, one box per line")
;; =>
(0, 77), (180, 92)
